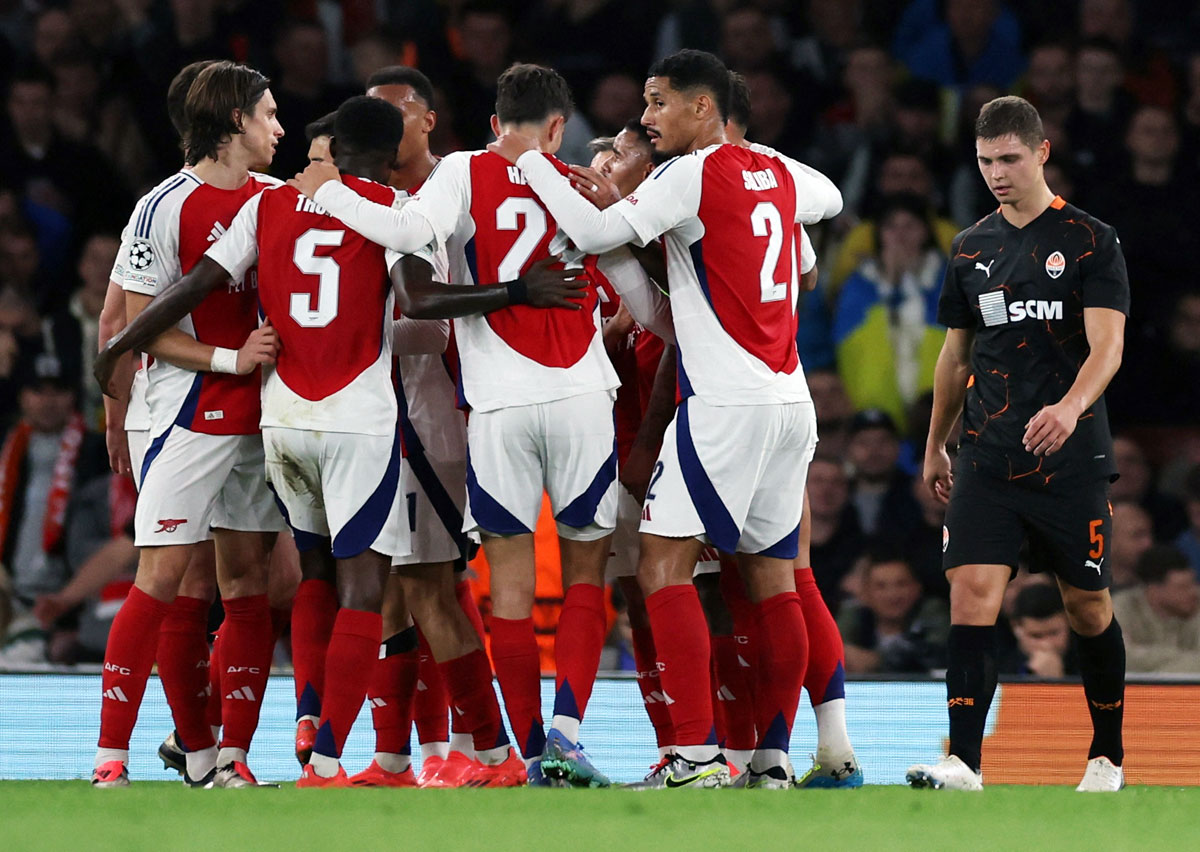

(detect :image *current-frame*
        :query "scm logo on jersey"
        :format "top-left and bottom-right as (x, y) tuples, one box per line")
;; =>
(978, 291), (1064, 327)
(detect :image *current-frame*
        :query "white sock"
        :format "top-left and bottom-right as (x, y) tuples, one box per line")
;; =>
(95, 747), (128, 769)
(724, 748), (753, 774)
(297, 714), (318, 725)
(309, 752), (340, 778)
(814, 699), (854, 766)
(210, 725), (221, 744)
(375, 752), (411, 773)
(550, 714), (580, 743)
(420, 741), (449, 761)
(675, 744), (720, 764)
(449, 732), (475, 759)
(749, 747), (788, 774)
(186, 745), (217, 779)
(476, 745), (510, 767)
(217, 746), (247, 767)
(658, 746), (674, 761)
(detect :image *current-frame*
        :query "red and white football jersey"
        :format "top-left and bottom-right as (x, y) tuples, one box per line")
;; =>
(208, 175), (401, 437)
(614, 144), (813, 406)
(109, 218), (150, 431)
(119, 171), (278, 435)
(399, 150), (619, 412)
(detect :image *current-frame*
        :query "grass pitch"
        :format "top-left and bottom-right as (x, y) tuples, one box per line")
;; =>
(1, 782), (1194, 852)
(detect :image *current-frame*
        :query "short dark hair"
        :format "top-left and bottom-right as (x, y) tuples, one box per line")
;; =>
(366, 65), (435, 110)
(333, 95), (405, 156)
(975, 95), (1045, 150)
(727, 70), (751, 129)
(622, 118), (654, 149)
(586, 136), (614, 156)
(647, 49), (731, 121)
(1135, 545), (1191, 585)
(1012, 583), (1064, 621)
(167, 59), (217, 141)
(305, 111), (337, 142)
(183, 61), (271, 166)
(495, 63), (574, 126)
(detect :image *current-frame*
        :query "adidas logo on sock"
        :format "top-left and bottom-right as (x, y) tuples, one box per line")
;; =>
(103, 686), (129, 702)
(716, 685), (737, 701)
(368, 697), (388, 708)
(416, 679), (428, 692)
(644, 690), (675, 705)
(225, 687), (257, 702)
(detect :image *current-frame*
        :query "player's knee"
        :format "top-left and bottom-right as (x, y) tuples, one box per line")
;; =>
(135, 549), (191, 601)
(948, 566), (1008, 624)
(1063, 592), (1113, 637)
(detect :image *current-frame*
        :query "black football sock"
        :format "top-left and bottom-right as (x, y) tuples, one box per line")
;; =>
(946, 625), (998, 773)
(1074, 617), (1125, 765)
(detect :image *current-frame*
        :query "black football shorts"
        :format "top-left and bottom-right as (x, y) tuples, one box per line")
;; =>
(942, 459), (1113, 592)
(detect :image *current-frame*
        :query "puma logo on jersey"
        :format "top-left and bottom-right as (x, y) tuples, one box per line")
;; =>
(207, 222), (227, 243)
(975, 259), (995, 278)
(742, 168), (779, 191)
(154, 518), (187, 533)
(294, 195), (330, 216)
(506, 165), (528, 186)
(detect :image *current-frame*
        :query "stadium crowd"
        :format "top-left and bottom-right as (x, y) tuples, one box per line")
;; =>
(1, 0), (1199, 692)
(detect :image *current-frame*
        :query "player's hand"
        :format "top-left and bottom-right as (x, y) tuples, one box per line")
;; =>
(106, 422), (132, 478)
(289, 161), (341, 200)
(487, 131), (540, 164)
(606, 301), (635, 338)
(569, 165), (622, 210)
(94, 346), (121, 399)
(521, 258), (588, 309)
(1023, 401), (1079, 456)
(923, 444), (954, 504)
(236, 319), (279, 373)
(1026, 647), (1065, 678)
(33, 592), (73, 629)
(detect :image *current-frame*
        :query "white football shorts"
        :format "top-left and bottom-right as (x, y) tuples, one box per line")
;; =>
(639, 397), (817, 557)
(263, 426), (409, 560)
(135, 429), (286, 546)
(392, 454), (468, 566)
(464, 389), (617, 542)
(128, 429), (149, 492)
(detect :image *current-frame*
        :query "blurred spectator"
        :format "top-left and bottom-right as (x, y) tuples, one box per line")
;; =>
(718, 4), (788, 75)
(805, 42), (896, 187)
(904, 458), (950, 599)
(1181, 50), (1200, 173)
(32, 7), (80, 68)
(1064, 38), (1131, 181)
(448, 1), (515, 150)
(0, 354), (108, 664)
(1112, 544), (1200, 674)
(1020, 41), (1075, 128)
(268, 18), (356, 177)
(1108, 290), (1200, 430)
(1087, 106), (1200, 333)
(999, 582), (1078, 677)
(743, 67), (810, 159)
(807, 454), (863, 612)
(807, 368), (854, 457)
(586, 72), (645, 137)
(1110, 499), (1154, 591)
(845, 408), (922, 538)
(837, 547), (949, 674)
(1109, 435), (1187, 541)
(829, 152), (959, 289)
(833, 194), (946, 432)
(790, 0), (866, 103)
(0, 286), (37, 422)
(1076, 0), (1176, 109)
(69, 232), (120, 431)
(1175, 466), (1200, 577)
(894, 0), (1025, 92)
(348, 27), (418, 89)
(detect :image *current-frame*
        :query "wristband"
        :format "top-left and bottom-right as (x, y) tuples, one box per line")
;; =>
(209, 347), (239, 374)
(506, 279), (529, 305)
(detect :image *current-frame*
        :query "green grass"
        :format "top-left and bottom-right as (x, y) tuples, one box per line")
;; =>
(1, 783), (1195, 851)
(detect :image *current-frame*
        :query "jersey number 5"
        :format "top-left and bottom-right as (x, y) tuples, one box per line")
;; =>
(751, 201), (788, 303)
(291, 228), (346, 327)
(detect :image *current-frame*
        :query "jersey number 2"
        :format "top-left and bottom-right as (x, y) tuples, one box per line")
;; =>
(750, 201), (787, 303)
(496, 197), (547, 282)
(291, 228), (346, 327)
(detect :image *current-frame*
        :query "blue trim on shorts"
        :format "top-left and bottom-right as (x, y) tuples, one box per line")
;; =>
(265, 481), (329, 553)
(555, 439), (617, 529)
(675, 399), (740, 554)
(331, 428), (402, 559)
(757, 522), (800, 560)
(395, 364), (469, 559)
(465, 448), (531, 536)
(138, 373), (203, 483)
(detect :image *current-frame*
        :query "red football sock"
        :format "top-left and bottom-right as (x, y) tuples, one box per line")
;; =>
(413, 629), (449, 744)
(291, 578), (337, 720)
(312, 608), (382, 760)
(205, 631), (222, 730)
(442, 649), (509, 752)
(456, 579), (486, 640)
(795, 567), (846, 706)
(710, 646), (728, 746)
(753, 592), (808, 752)
(219, 594), (273, 751)
(630, 625), (675, 750)
(270, 605), (291, 642)
(711, 634), (756, 750)
(98, 586), (169, 750)
(490, 616), (545, 758)
(720, 557), (760, 703)
(156, 595), (215, 751)
(552, 583), (605, 723)
(369, 648), (419, 755)
(646, 584), (714, 747)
